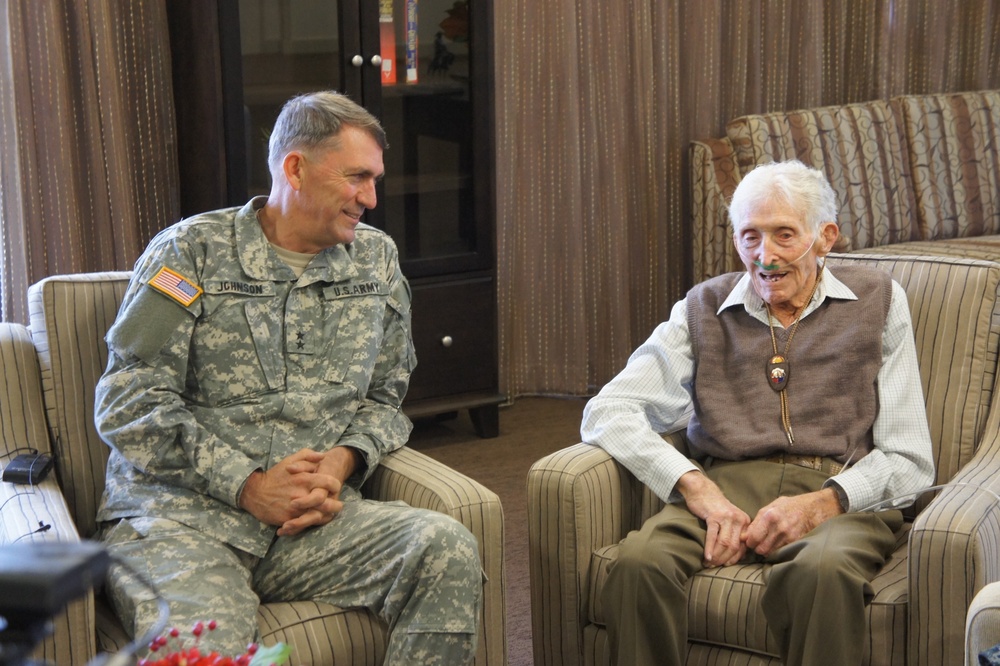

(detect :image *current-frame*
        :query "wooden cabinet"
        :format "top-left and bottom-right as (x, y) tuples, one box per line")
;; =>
(167, 0), (501, 436)
(406, 276), (499, 436)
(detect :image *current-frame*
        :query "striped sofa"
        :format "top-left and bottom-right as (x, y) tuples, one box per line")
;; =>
(0, 272), (507, 666)
(528, 253), (1000, 666)
(691, 90), (1000, 283)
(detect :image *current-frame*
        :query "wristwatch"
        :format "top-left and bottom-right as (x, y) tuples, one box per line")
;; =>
(832, 482), (850, 513)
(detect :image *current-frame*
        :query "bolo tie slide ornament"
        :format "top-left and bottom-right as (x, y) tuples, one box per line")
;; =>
(767, 354), (789, 391)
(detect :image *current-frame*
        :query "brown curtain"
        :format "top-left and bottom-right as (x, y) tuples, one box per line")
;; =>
(0, 0), (178, 324)
(495, 0), (1000, 398)
(2, 1), (998, 399)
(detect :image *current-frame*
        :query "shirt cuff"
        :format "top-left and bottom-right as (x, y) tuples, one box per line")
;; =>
(827, 480), (850, 513)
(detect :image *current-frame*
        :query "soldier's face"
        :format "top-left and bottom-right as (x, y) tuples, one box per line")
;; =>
(297, 126), (384, 249)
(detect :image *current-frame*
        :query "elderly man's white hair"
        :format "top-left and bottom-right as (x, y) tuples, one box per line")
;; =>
(728, 160), (839, 235)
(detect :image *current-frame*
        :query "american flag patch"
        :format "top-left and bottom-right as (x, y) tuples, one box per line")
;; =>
(148, 266), (203, 306)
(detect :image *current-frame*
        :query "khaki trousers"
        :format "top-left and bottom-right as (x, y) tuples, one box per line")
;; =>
(602, 460), (903, 666)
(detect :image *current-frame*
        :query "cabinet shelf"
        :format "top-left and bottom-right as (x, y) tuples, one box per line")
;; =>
(385, 172), (470, 196)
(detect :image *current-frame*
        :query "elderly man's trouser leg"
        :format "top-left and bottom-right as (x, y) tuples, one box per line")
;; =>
(602, 500), (705, 665)
(760, 508), (901, 665)
(101, 486), (482, 665)
(601, 461), (902, 666)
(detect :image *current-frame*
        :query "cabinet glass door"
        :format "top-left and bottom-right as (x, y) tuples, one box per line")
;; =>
(236, 0), (489, 278)
(372, 0), (482, 276)
(238, 0), (347, 199)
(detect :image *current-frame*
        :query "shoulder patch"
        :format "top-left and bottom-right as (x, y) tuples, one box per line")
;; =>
(148, 266), (203, 306)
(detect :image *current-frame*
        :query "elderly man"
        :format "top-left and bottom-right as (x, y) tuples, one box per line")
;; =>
(94, 91), (481, 663)
(582, 160), (934, 666)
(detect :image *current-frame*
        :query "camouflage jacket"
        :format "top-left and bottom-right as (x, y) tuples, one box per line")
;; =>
(95, 198), (416, 556)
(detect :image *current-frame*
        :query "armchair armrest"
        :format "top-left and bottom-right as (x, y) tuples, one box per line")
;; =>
(363, 446), (506, 666)
(908, 425), (1000, 666)
(0, 322), (95, 665)
(966, 581), (1000, 666)
(527, 442), (647, 666)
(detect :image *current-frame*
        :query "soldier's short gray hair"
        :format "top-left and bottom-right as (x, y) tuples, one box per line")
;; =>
(267, 91), (388, 175)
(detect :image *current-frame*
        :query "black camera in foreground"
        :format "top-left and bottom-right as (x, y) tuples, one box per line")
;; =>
(0, 541), (110, 666)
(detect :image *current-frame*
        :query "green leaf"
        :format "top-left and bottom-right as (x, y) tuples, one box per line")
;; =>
(249, 642), (291, 665)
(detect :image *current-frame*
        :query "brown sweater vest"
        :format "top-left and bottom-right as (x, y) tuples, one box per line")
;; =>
(686, 265), (892, 463)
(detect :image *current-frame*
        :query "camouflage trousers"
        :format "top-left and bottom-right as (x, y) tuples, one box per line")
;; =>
(99, 486), (482, 665)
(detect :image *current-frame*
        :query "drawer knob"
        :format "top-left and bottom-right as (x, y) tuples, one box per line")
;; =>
(441, 335), (454, 348)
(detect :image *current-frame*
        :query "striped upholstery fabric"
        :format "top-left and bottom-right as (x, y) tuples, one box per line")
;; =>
(829, 255), (1000, 487)
(0, 323), (50, 456)
(966, 582), (1000, 665)
(0, 322), (95, 665)
(726, 99), (917, 253)
(690, 137), (743, 282)
(27, 272), (131, 540)
(4, 272), (506, 666)
(893, 91), (1000, 241)
(528, 254), (1000, 666)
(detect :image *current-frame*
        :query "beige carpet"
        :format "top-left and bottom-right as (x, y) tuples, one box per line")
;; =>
(408, 396), (588, 666)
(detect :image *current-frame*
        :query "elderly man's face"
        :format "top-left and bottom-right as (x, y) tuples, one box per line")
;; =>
(733, 200), (837, 319)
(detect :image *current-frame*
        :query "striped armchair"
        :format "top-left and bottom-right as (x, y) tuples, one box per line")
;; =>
(528, 253), (1000, 666)
(0, 272), (506, 666)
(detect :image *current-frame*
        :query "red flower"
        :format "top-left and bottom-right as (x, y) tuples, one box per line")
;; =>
(137, 621), (289, 666)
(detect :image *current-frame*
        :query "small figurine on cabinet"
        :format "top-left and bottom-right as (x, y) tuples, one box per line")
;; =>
(428, 32), (455, 75)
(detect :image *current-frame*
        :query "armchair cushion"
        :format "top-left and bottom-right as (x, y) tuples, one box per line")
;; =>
(27, 272), (130, 540)
(827, 254), (1000, 488)
(0, 322), (95, 666)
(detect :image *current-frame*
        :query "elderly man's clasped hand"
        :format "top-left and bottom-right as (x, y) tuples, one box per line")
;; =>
(678, 469), (844, 567)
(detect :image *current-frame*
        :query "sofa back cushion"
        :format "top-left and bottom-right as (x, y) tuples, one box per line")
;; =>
(892, 90), (1000, 241)
(726, 100), (917, 253)
(690, 137), (744, 281)
(28, 272), (131, 539)
(826, 254), (1000, 491)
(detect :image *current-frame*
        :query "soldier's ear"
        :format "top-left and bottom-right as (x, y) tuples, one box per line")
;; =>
(283, 151), (306, 191)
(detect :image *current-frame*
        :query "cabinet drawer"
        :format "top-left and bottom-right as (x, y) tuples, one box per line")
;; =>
(405, 278), (497, 402)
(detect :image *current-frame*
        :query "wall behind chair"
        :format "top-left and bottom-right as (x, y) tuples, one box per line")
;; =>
(1, 1), (999, 399)
(493, 0), (1000, 397)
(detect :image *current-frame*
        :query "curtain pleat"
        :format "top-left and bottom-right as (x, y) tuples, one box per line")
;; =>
(495, 0), (1000, 398)
(1, 1), (998, 398)
(0, 0), (178, 324)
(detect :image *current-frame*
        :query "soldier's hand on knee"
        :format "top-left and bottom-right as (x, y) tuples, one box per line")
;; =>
(277, 505), (338, 536)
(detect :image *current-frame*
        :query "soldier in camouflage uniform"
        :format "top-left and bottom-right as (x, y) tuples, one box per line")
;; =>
(94, 91), (482, 664)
